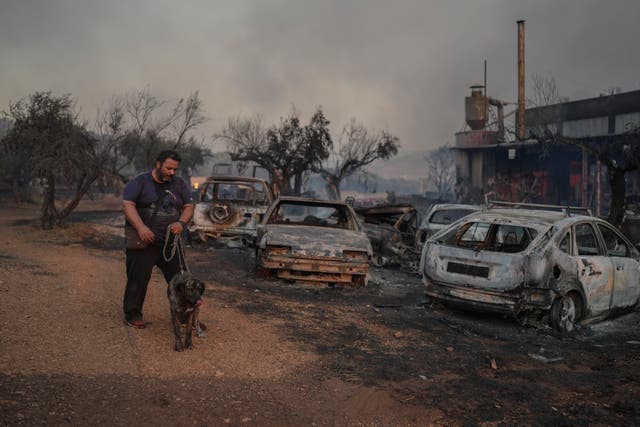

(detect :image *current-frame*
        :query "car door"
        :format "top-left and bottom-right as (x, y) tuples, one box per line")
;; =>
(597, 223), (640, 309)
(573, 222), (614, 316)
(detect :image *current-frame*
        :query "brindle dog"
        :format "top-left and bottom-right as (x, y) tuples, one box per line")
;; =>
(167, 272), (205, 351)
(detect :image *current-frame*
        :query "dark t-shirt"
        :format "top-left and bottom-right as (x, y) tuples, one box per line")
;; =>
(123, 172), (193, 246)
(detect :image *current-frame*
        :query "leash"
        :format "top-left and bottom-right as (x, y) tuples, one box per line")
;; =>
(163, 224), (190, 273)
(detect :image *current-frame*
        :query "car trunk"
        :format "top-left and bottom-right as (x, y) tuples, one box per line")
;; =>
(424, 242), (526, 292)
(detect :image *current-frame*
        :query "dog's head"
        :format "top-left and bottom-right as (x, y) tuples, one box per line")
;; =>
(172, 273), (205, 307)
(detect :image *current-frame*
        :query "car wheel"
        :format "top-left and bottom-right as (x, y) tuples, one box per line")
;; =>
(372, 254), (386, 267)
(550, 293), (579, 333)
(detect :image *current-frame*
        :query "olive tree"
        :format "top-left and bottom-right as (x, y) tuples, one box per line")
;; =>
(2, 92), (116, 228)
(218, 107), (333, 195)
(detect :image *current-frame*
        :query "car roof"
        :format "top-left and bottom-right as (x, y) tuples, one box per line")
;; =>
(355, 204), (416, 215)
(462, 208), (597, 231)
(276, 196), (349, 207)
(430, 203), (483, 211)
(205, 175), (270, 184)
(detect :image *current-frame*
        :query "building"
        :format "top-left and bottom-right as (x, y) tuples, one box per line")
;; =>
(453, 88), (640, 215)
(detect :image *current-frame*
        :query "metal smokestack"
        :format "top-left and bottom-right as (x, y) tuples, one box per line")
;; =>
(517, 20), (525, 140)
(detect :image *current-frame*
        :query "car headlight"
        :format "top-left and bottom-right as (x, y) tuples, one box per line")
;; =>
(266, 245), (291, 256)
(343, 250), (369, 261)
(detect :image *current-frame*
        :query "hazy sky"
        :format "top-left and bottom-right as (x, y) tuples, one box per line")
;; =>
(1, 0), (639, 153)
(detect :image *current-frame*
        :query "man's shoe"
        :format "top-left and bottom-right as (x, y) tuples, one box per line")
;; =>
(126, 319), (146, 329)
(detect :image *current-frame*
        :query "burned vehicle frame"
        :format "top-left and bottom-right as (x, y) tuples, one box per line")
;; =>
(421, 201), (640, 332)
(189, 176), (274, 247)
(415, 203), (482, 246)
(256, 197), (372, 286)
(355, 205), (421, 268)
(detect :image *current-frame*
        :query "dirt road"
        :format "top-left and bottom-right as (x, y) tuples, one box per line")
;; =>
(1, 198), (639, 426)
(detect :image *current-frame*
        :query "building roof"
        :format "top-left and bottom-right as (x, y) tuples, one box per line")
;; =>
(525, 89), (640, 125)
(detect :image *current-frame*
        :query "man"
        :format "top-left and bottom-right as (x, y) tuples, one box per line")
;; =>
(122, 150), (194, 328)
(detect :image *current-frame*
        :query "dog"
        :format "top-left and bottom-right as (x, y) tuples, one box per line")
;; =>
(167, 272), (206, 351)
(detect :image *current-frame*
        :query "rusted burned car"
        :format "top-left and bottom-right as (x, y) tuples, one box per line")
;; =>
(415, 203), (481, 246)
(256, 197), (372, 285)
(355, 205), (420, 267)
(189, 176), (274, 246)
(421, 202), (640, 332)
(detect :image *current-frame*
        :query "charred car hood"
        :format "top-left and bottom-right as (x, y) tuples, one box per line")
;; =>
(263, 224), (372, 257)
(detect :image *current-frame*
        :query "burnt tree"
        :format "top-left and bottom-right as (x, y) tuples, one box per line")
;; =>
(219, 108), (333, 195)
(424, 145), (456, 199)
(319, 120), (399, 200)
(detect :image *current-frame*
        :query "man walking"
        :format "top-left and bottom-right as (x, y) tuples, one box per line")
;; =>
(122, 150), (194, 328)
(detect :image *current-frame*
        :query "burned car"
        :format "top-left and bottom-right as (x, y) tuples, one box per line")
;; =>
(189, 176), (274, 246)
(421, 202), (640, 332)
(256, 197), (372, 285)
(355, 205), (420, 268)
(415, 203), (482, 246)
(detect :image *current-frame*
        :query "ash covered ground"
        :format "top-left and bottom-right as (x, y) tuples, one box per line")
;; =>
(1, 200), (639, 426)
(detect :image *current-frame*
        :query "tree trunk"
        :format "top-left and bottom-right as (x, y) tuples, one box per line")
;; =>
(56, 174), (100, 226)
(271, 173), (292, 197)
(607, 167), (626, 227)
(293, 172), (303, 195)
(41, 176), (57, 230)
(11, 178), (22, 203)
(324, 176), (341, 200)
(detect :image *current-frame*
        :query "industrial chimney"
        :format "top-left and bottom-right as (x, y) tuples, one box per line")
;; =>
(517, 20), (525, 140)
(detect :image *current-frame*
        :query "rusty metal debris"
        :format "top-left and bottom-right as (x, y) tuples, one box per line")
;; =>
(355, 204), (420, 270)
(256, 197), (372, 286)
(189, 176), (274, 247)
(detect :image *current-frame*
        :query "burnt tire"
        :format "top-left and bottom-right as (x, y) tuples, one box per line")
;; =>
(209, 203), (234, 224)
(372, 254), (386, 268)
(550, 293), (580, 333)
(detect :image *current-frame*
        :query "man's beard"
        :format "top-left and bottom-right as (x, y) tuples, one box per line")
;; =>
(156, 168), (173, 182)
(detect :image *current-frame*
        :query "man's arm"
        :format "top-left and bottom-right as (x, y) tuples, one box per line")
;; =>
(170, 204), (194, 235)
(123, 200), (155, 243)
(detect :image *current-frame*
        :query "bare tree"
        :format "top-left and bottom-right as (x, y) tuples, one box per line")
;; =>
(218, 108), (333, 195)
(95, 88), (208, 179)
(171, 91), (207, 149)
(529, 73), (561, 108)
(424, 145), (456, 198)
(319, 119), (399, 200)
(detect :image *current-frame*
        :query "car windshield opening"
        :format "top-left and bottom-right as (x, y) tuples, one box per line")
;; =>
(269, 202), (353, 229)
(204, 182), (269, 204)
(439, 222), (538, 253)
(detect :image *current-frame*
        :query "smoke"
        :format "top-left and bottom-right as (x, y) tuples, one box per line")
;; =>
(1, 0), (638, 155)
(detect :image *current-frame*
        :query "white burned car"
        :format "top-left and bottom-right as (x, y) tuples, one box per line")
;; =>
(421, 203), (640, 332)
(189, 176), (274, 246)
(256, 197), (372, 286)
